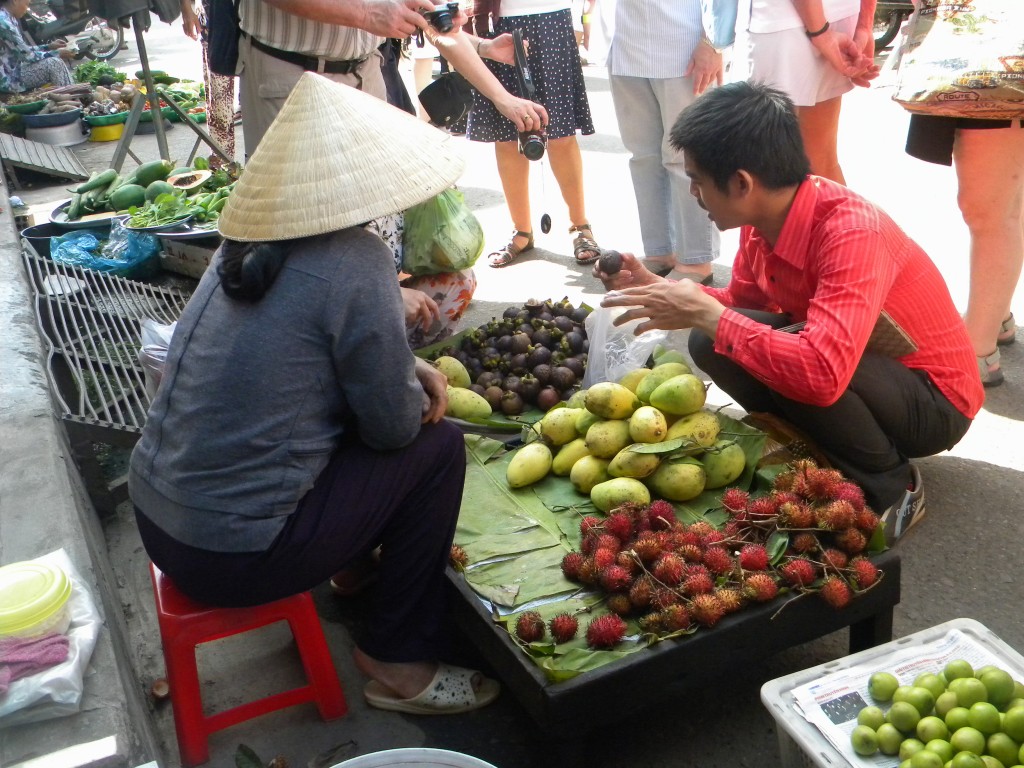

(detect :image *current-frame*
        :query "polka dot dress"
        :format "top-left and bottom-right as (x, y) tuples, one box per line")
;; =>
(467, 8), (594, 143)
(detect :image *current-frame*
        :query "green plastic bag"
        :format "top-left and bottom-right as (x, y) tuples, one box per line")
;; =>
(402, 187), (484, 276)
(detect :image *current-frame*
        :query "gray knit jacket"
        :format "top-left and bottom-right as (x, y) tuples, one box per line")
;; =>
(128, 228), (423, 553)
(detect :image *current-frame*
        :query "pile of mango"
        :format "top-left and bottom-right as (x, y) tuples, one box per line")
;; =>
(501, 348), (746, 509)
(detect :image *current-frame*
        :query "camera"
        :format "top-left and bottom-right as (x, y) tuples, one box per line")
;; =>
(424, 2), (459, 33)
(518, 130), (547, 161)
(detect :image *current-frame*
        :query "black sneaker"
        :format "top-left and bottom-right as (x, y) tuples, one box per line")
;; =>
(880, 464), (925, 545)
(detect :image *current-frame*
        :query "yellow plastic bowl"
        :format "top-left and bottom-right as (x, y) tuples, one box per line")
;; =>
(0, 561), (72, 638)
(90, 123), (125, 142)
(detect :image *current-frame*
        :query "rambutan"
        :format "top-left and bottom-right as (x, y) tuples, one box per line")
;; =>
(702, 546), (735, 576)
(739, 543), (770, 571)
(659, 604), (692, 632)
(748, 496), (778, 518)
(561, 551), (585, 580)
(688, 593), (725, 627)
(593, 547), (616, 571)
(603, 511), (634, 543)
(821, 548), (849, 570)
(791, 532), (821, 554)
(628, 575), (655, 609)
(832, 481), (866, 512)
(580, 532), (599, 555)
(722, 520), (746, 539)
(772, 469), (796, 493)
(654, 530), (675, 549)
(815, 500), (857, 531)
(580, 515), (603, 538)
(688, 521), (716, 538)
(449, 544), (469, 569)
(779, 558), (818, 587)
(834, 526), (868, 555)
(651, 587), (681, 610)
(700, 530), (726, 547)
(576, 557), (598, 585)
(596, 534), (622, 552)
(854, 508), (881, 533)
(615, 550), (640, 574)
(606, 593), (633, 616)
(677, 543), (704, 563)
(778, 501), (816, 529)
(791, 458), (819, 473)
(805, 467), (845, 501)
(714, 587), (745, 614)
(743, 572), (779, 602)
(849, 557), (880, 589)
(631, 533), (663, 564)
(637, 612), (663, 634)
(672, 530), (703, 549)
(818, 575), (853, 609)
(772, 490), (801, 507)
(585, 613), (627, 649)
(652, 553), (685, 586)
(720, 488), (750, 514)
(515, 611), (545, 642)
(647, 499), (676, 530)
(549, 613), (578, 644)
(682, 570), (715, 596)
(599, 564), (634, 593)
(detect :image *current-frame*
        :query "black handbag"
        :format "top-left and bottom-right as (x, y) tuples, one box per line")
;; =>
(417, 71), (474, 129)
(206, 0), (241, 77)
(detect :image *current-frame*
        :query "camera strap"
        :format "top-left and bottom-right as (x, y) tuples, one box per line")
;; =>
(512, 29), (536, 101)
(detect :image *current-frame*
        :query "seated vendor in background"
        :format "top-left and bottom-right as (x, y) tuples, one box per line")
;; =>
(0, 0), (75, 92)
(598, 81), (984, 544)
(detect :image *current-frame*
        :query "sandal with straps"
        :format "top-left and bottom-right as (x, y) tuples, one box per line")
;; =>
(570, 223), (601, 264)
(488, 230), (534, 268)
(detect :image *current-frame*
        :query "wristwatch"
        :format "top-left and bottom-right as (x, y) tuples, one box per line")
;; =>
(700, 32), (728, 54)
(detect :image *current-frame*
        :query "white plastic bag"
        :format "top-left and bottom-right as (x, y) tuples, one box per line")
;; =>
(0, 548), (102, 727)
(582, 306), (667, 387)
(138, 319), (176, 400)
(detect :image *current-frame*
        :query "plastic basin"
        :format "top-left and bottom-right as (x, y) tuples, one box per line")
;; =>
(23, 108), (83, 128)
(331, 749), (498, 768)
(21, 222), (64, 257)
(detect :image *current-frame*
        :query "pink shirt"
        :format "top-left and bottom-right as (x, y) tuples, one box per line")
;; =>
(707, 176), (984, 417)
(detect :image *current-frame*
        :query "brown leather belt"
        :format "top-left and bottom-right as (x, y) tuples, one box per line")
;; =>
(245, 33), (369, 75)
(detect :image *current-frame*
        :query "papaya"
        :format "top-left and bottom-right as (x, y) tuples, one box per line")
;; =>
(109, 184), (146, 211)
(132, 159), (174, 187)
(145, 180), (176, 202)
(170, 166), (194, 177)
(167, 169), (212, 193)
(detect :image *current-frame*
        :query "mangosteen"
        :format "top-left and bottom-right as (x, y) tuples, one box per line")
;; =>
(502, 375), (523, 394)
(466, 357), (484, 379)
(515, 310), (531, 323)
(532, 363), (552, 385)
(469, 384), (487, 397)
(571, 305), (591, 324)
(550, 350), (567, 366)
(561, 386), (580, 402)
(510, 353), (529, 375)
(564, 331), (585, 354)
(582, 338), (590, 353)
(598, 250), (623, 276)
(495, 335), (513, 353)
(482, 346), (499, 360)
(553, 297), (575, 317)
(524, 298), (545, 317)
(483, 386), (504, 409)
(500, 391), (525, 416)
(538, 310), (554, 323)
(477, 371), (500, 388)
(562, 357), (585, 379)
(461, 335), (481, 352)
(550, 366), (577, 391)
(517, 323), (535, 338)
(510, 332), (532, 354)
(536, 386), (561, 411)
(527, 345), (552, 367)
(518, 374), (541, 404)
(533, 328), (553, 348)
(503, 306), (520, 320)
(552, 315), (574, 334)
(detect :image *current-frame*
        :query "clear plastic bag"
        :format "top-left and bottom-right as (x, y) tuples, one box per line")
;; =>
(581, 306), (667, 387)
(49, 219), (160, 279)
(402, 187), (484, 276)
(138, 318), (176, 400)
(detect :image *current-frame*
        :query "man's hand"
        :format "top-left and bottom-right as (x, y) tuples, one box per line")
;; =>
(401, 287), (441, 332)
(414, 357), (448, 423)
(592, 251), (665, 292)
(601, 278), (725, 336)
(684, 40), (724, 96)
(360, 0), (433, 37)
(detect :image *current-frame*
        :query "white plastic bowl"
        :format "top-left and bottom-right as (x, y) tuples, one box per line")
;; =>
(331, 748), (498, 768)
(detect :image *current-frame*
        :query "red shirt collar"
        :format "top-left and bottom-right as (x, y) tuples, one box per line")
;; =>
(747, 176), (819, 267)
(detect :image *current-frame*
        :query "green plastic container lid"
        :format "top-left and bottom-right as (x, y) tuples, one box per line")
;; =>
(0, 561), (72, 637)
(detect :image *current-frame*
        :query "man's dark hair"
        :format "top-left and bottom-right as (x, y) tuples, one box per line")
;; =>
(670, 81), (811, 192)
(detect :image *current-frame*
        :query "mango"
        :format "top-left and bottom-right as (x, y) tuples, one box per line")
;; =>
(446, 386), (491, 420)
(618, 367), (652, 393)
(575, 409), (602, 437)
(506, 442), (553, 488)
(629, 405), (668, 443)
(585, 381), (641, 420)
(590, 477), (651, 512)
(435, 355), (470, 388)
(652, 348), (691, 368)
(540, 407), (582, 446)
(570, 455), (611, 494)
(552, 438), (590, 476)
(665, 410), (721, 448)
(701, 439), (746, 489)
(566, 389), (588, 409)
(646, 457), (706, 501)
(607, 444), (661, 479)
(635, 362), (692, 403)
(585, 419), (632, 459)
(649, 374), (707, 416)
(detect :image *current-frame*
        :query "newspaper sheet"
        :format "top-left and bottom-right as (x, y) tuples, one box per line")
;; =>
(789, 628), (1024, 767)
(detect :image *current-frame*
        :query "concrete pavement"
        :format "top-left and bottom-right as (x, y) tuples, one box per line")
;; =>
(1, 23), (1023, 768)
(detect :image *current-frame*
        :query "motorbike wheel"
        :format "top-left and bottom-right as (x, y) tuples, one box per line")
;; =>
(82, 17), (123, 61)
(873, 9), (905, 51)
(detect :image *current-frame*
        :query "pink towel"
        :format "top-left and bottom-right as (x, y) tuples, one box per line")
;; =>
(0, 632), (70, 695)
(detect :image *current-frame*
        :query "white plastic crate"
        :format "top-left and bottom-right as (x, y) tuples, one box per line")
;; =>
(760, 618), (1024, 768)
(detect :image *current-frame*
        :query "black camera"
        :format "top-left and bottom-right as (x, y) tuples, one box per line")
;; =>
(511, 28), (546, 161)
(518, 130), (547, 161)
(424, 2), (459, 33)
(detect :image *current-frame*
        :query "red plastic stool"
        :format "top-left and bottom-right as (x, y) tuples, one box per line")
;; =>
(149, 563), (348, 766)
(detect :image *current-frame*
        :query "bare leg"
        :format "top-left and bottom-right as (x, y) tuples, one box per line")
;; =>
(413, 57), (434, 122)
(953, 125), (1024, 356)
(795, 96), (845, 185)
(547, 135), (588, 226)
(495, 140), (533, 252)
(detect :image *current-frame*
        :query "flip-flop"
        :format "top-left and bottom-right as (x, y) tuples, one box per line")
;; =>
(667, 269), (714, 285)
(639, 258), (674, 277)
(363, 663), (500, 715)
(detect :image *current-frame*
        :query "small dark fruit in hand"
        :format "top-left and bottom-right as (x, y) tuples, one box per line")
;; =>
(599, 250), (623, 275)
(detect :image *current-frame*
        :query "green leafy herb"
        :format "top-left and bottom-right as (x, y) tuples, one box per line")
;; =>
(73, 61), (126, 86)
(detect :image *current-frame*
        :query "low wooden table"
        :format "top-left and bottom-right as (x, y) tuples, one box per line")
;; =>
(447, 549), (900, 742)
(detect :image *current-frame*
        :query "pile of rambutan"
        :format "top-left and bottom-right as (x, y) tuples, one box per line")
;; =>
(523, 459), (883, 651)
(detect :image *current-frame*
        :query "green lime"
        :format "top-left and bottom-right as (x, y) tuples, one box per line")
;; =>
(946, 660), (976, 682)
(947, 707), (973, 732)
(980, 756), (1006, 768)
(951, 752), (987, 768)
(926, 738), (955, 764)
(952, 678), (990, 709)
(987, 733), (1021, 768)
(901, 738), (927, 761)
(917, 673), (949, 700)
(878, 722), (905, 755)
(938, 692), (963, 718)
(911, 749), (946, 768)
(871, 671), (902, 702)
(969, 702), (1002, 735)
(859, 705), (887, 730)
(981, 669), (1016, 710)
(951, 726), (987, 755)
(919, 716), (952, 743)
(1007, 699), (1024, 711)
(892, 701), (925, 733)
(851, 724), (880, 756)
(1020, 740), (1024, 764)
(1008, 708), (1024, 742)
(1014, 681), (1024, 700)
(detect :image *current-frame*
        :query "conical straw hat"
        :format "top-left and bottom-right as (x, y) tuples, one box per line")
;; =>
(218, 73), (466, 242)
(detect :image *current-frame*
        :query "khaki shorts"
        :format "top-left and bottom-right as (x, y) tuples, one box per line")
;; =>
(748, 15), (857, 107)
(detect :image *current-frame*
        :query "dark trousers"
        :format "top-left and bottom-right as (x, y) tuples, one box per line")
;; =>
(136, 419), (467, 663)
(688, 310), (971, 511)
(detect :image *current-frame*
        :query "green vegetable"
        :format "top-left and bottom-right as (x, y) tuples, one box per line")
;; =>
(125, 191), (195, 228)
(132, 159), (174, 187)
(73, 168), (117, 194)
(110, 184), (146, 211)
(73, 61), (126, 86)
(67, 192), (84, 220)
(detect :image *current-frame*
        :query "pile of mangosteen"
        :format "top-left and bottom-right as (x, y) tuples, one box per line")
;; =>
(431, 298), (592, 416)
